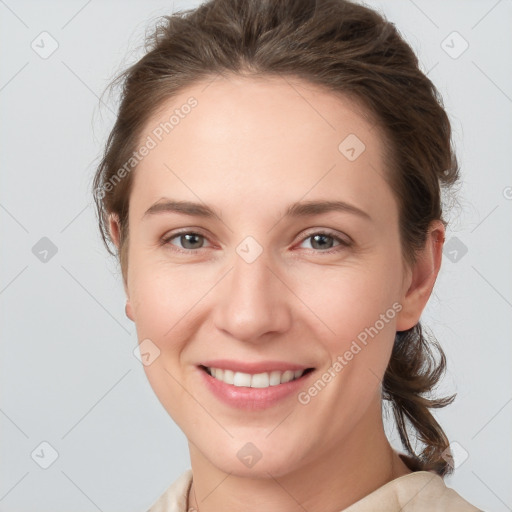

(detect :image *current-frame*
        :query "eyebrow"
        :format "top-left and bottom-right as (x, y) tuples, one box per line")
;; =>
(142, 198), (372, 221)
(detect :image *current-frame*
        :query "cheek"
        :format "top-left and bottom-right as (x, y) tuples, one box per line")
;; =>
(131, 268), (196, 339)
(129, 264), (201, 423)
(127, 256), (177, 339)
(295, 258), (402, 331)
(292, 259), (402, 377)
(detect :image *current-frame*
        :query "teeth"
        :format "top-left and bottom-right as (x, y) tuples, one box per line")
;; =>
(207, 367), (307, 388)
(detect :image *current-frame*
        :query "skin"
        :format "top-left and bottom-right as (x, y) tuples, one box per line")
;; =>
(109, 74), (444, 512)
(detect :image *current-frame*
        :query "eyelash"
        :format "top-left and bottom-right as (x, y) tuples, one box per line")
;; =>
(160, 229), (352, 255)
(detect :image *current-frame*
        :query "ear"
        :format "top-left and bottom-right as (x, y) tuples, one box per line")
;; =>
(395, 220), (445, 331)
(108, 214), (135, 322)
(108, 213), (121, 250)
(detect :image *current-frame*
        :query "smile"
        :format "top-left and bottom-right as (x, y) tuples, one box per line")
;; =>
(201, 365), (314, 388)
(197, 364), (316, 410)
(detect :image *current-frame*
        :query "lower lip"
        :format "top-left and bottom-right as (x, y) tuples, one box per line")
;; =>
(198, 366), (315, 410)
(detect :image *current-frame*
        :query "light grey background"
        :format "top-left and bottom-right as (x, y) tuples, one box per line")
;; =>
(0, 0), (510, 511)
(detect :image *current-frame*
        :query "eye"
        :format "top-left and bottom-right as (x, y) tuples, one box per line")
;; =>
(160, 229), (352, 255)
(297, 230), (351, 254)
(161, 231), (210, 253)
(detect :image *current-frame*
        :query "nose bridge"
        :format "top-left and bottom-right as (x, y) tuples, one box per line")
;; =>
(213, 236), (291, 342)
(230, 236), (278, 304)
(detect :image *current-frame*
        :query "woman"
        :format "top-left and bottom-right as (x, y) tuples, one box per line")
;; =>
(92, 0), (483, 510)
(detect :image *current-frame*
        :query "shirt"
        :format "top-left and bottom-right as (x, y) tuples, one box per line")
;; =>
(146, 453), (483, 512)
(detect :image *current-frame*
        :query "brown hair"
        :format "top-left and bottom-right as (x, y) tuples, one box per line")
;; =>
(92, 0), (459, 476)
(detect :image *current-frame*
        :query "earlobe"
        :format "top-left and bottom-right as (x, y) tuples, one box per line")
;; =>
(395, 221), (445, 331)
(125, 300), (134, 321)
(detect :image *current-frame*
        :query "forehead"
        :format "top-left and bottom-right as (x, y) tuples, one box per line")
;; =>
(145, 74), (379, 151)
(129, 74), (395, 222)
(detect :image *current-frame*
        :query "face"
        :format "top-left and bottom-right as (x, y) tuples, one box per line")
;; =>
(110, 75), (439, 478)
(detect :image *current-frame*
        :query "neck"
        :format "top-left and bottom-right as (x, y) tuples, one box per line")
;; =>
(186, 403), (413, 512)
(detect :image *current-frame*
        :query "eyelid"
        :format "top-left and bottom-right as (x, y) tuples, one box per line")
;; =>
(161, 228), (213, 252)
(297, 227), (352, 246)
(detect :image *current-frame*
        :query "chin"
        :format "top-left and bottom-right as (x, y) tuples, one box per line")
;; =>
(195, 436), (306, 479)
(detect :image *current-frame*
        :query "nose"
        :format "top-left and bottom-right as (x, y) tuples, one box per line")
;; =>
(212, 245), (293, 344)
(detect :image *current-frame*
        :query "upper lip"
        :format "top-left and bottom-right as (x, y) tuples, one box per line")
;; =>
(199, 359), (314, 374)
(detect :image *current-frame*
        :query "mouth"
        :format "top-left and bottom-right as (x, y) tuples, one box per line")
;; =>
(198, 364), (315, 388)
(195, 359), (317, 410)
